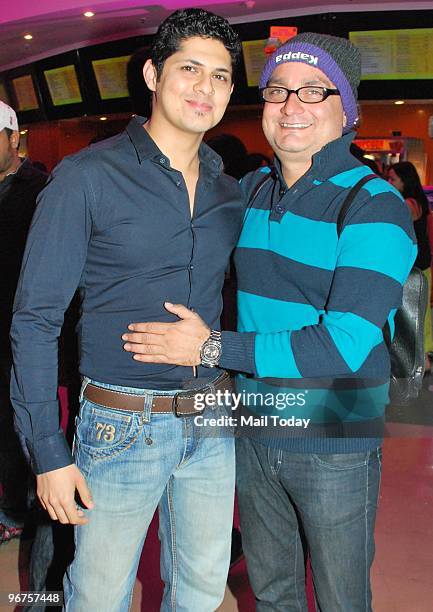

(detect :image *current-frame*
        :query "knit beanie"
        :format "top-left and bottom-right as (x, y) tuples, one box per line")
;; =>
(259, 32), (361, 131)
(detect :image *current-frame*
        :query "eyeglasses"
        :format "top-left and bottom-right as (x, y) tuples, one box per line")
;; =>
(261, 86), (340, 104)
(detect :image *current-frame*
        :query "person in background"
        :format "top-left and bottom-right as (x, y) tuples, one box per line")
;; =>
(0, 101), (48, 544)
(206, 132), (249, 179)
(388, 161), (433, 373)
(31, 160), (48, 173)
(244, 152), (272, 174)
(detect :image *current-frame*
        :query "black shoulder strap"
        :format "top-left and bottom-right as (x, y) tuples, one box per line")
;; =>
(336, 174), (377, 238)
(248, 168), (277, 205)
(335, 172), (394, 346)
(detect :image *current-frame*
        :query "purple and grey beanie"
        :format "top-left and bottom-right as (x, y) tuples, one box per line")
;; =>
(259, 32), (361, 132)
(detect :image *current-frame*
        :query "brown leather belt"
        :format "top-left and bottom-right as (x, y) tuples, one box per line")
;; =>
(83, 372), (232, 417)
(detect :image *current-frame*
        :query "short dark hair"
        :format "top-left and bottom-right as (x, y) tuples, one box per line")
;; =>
(150, 8), (241, 80)
(4, 127), (13, 139)
(206, 133), (247, 180)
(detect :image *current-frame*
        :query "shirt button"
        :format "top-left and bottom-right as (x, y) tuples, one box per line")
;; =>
(159, 157), (166, 165)
(188, 265), (194, 270)
(176, 180), (181, 187)
(275, 205), (284, 213)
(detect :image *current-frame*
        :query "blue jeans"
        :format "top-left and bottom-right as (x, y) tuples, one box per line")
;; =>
(63, 378), (235, 612)
(236, 437), (381, 612)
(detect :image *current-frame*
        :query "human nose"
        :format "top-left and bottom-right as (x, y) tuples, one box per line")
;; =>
(280, 90), (304, 114)
(193, 73), (215, 96)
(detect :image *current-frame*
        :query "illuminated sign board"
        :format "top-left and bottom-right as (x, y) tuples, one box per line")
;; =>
(350, 29), (433, 80)
(44, 65), (83, 106)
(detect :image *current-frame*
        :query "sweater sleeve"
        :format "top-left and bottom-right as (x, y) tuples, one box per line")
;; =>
(220, 188), (417, 379)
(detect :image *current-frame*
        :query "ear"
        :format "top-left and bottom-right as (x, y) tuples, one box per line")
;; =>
(143, 59), (157, 92)
(10, 130), (20, 150)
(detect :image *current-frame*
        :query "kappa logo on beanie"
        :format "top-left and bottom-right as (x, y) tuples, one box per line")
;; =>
(275, 51), (318, 66)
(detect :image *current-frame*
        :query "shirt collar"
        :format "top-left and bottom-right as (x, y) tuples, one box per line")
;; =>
(125, 115), (223, 178)
(14, 158), (33, 179)
(310, 131), (356, 180)
(3, 157), (23, 178)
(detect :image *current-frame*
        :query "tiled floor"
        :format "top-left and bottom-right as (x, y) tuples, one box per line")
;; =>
(1, 430), (433, 611)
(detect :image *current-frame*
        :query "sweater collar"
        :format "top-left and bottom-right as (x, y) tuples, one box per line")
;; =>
(273, 131), (357, 185)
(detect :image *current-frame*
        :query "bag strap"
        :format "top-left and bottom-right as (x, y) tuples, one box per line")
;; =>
(248, 168), (277, 206)
(336, 174), (377, 238)
(336, 172), (395, 346)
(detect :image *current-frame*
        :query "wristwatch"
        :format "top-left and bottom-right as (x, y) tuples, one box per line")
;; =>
(200, 330), (222, 368)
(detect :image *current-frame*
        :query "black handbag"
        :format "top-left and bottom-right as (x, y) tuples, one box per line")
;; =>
(385, 268), (428, 404)
(337, 175), (429, 405)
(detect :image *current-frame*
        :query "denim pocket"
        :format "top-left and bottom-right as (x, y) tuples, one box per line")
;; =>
(75, 400), (140, 458)
(312, 452), (369, 470)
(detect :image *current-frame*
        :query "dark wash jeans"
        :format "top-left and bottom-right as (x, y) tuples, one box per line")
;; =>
(236, 437), (381, 612)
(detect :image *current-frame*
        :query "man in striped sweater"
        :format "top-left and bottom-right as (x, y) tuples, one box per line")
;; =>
(123, 33), (416, 611)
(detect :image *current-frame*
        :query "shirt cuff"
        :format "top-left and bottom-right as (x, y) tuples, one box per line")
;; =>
(220, 331), (257, 374)
(31, 430), (73, 475)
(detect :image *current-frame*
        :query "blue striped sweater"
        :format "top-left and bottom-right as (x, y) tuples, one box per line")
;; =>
(220, 133), (417, 452)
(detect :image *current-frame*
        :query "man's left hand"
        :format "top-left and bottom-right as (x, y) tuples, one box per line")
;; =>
(122, 302), (210, 366)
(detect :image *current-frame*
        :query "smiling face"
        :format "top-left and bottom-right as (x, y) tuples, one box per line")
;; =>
(262, 61), (346, 165)
(143, 36), (233, 138)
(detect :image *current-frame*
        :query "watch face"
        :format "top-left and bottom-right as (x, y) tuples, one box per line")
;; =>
(203, 343), (221, 360)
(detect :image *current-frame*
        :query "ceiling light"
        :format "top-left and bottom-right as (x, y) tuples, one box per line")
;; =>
(20, 130), (28, 135)
(99, 116), (107, 121)
(84, 11), (95, 18)
(24, 34), (33, 40)
(394, 100), (405, 105)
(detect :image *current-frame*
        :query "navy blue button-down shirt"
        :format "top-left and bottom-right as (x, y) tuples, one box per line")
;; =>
(10, 117), (244, 474)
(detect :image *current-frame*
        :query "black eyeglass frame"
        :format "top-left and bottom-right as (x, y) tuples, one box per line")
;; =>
(260, 86), (340, 104)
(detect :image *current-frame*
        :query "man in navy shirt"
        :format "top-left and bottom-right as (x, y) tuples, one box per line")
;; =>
(11, 9), (243, 610)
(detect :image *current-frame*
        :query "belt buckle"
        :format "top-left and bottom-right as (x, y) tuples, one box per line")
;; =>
(172, 385), (211, 418)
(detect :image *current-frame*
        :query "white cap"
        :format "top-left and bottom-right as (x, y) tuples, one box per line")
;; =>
(0, 101), (18, 132)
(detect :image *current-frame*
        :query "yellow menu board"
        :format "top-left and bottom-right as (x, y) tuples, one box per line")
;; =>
(44, 65), (83, 106)
(350, 29), (433, 80)
(12, 75), (39, 111)
(92, 56), (131, 100)
(242, 40), (268, 87)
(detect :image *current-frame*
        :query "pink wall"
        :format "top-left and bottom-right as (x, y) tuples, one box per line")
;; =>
(0, 0), (239, 25)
